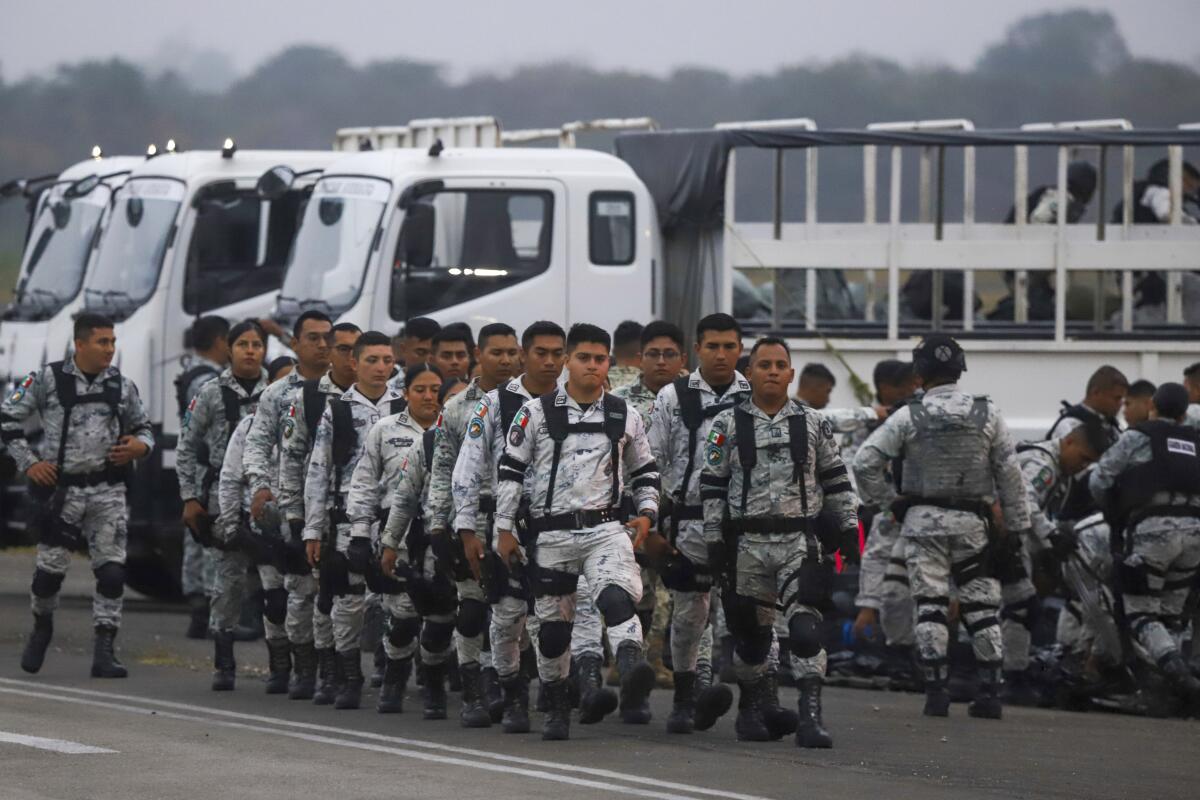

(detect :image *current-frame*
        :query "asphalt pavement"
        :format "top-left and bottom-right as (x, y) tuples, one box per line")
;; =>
(0, 551), (1197, 800)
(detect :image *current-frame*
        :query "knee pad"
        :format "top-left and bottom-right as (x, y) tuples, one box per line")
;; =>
(915, 595), (949, 627)
(1000, 595), (1037, 627)
(456, 599), (488, 638)
(537, 620), (574, 659)
(93, 562), (125, 600)
(734, 625), (773, 666)
(787, 613), (822, 658)
(420, 619), (456, 653)
(595, 585), (637, 628)
(264, 588), (288, 625)
(32, 568), (65, 599)
(387, 615), (421, 648)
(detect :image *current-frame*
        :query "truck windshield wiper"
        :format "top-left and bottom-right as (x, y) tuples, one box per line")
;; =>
(276, 294), (333, 314)
(85, 288), (137, 315)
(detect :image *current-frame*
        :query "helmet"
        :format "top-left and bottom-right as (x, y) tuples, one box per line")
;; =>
(912, 333), (966, 380)
(1067, 161), (1097, 203)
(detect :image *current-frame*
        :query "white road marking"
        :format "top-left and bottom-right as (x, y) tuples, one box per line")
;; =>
(0, 677), (773, 800)
(0, 682), (776, 800)
(0, 730), (117, 754)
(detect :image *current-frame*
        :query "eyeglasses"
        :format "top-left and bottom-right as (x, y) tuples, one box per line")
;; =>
(644, 349), (680, 362)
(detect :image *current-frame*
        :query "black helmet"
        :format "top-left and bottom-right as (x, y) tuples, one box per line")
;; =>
(1152, 381), (1189, 421)
(1067, 161), (1097, 203)
(912, 333), (966, 380)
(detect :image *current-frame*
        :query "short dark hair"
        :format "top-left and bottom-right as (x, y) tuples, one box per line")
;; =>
(522, 320), (566, 350)
(1128, 379), (1156, 398)
(438, 376), (466, 404)
(873, 359), (914, 390)
(1184, 362), (1200, 381)
(353, 330), (394, 359)
(293, 309), (332, 339)
(190, 315), (229, 351)
(1085, 365), (1129, 395)
(748, 336), (791, 362)
(331, 322), (362, 338)
(567, 322), (611, 352)
(799, 362), (835, 386)
(404, 361), (443, 389)
(227, 319), (266, 347)
(74, 312), (114, 342)
(640, 320), (684, 351)
(613, 320), (644, 353)
(478, 322), (517, 350)
(1153, 382), (1190, 420)
(402, 317), (441, 341)
(695, 312), (741, 342)
(433, 327), (473, 353)
(267, 355), (296, 381)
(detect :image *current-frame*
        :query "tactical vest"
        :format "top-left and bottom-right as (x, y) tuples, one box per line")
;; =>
(1115, 421), (1200, 519)
(328, 395), (408, 515)
(674, 376), (746, 506)
(174, 363), (219, 419)
(538, 392), (628, 513)
(497, 384), (527, 437)
(900, 395), (993, 500)
(49, 361), (124, 480)
(200, 384), (261, 499)
(733, 404), (809, 514)
(301, 379), (329, 445)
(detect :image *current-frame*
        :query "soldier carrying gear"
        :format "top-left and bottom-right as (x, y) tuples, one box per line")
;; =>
(855, 333), (1031, 721)
(494, 323), (661, 742)
(6, 313), (154, 679)
(1089, 382), (1200, 705)
(702, 336), (859, 749)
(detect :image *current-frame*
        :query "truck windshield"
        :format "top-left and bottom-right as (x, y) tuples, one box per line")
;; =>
(84, 178), (184, 319)
(278, 176), (390, 315)
(8, 183), (110, 320)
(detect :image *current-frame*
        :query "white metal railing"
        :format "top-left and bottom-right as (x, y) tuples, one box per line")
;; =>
(720, 120), (1200, 343)
(501, 117), (659, 148)
(333, 117), (503, 151)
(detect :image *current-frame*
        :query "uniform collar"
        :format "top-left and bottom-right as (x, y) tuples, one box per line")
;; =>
(554, 385), (606, 414)
(689, 368), (750, 398)
(387, 410), (426, 435)
(741, 396), (804, 422)
(924, 383), (959, 397)
(319, 371), (350, 394)
(344, 384), (403, 409)
(509, 375), (540, 400)
(65, 358), (118, 381)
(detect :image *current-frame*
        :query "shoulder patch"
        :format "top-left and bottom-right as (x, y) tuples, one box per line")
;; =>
(820, 418), (834, 440)
(1034, 466), (1054, 489)
(514, 408), (531, 429)
(473, 400), (488, 418)
(508, 425), (525, 447)
(706, 430), (725, 446)
(282, 417), (296, 439)
(705, 443), (723, 467)
(467, 417), (485, 439)
(21, 373), (35, 388)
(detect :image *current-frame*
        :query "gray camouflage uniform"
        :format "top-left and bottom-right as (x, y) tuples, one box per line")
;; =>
(607, 364), (641, 392)
(1056, 513), (1120, 666)
(650, 370), (751, 676)
(701, 398), (858, 682)
(178, 356), (223, 599)
(304, 384), (404, 654)
(1089, 426), (1200, 666)
(2, 359), (154, 629)
(177, 368), (267, 633)
(496, 387), (660, 682)
(350, 412), (451, 665)
(854, 384), (1030, 685)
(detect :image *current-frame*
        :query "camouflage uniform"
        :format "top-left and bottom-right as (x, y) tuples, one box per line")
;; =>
(303, 384), (405, 654)
(177, 368), (266, 633)
(650, 370), (751, 678)
(426, 377), (490, 669)
(1056, 513), (1120, 667)
(178, 356), (223, 600)
(1089, 425), (1200, 668)
(495, 387), (660, 684)
(1, 359), (154, 629)
(857, 512), (915, 648)
(854, 384), (1030, 693)
(607, 364), (641, 392)
(1186, 403), (1200, 430)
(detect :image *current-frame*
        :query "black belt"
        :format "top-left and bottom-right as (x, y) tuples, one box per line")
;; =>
(58, 466), (127, 488)
(531, 506), (622, 533)
(726, 515), (808, 535)
(672, 503), (703, 521)
(479, 496), (496, 514)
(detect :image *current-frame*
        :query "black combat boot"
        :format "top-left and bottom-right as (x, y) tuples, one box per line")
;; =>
(795, 676), (833, 748)
(540, 679), (572, 741)
(761, 672), (798, 739)
(616, 641), (656, 724)
(370, 643), (386, 689)
(446, 651), (462, 692)
(666, 671), (696, 734)
(20, 613), (53, 674)
(265, 638), (291, 694)
(921, 659), (951, 717)
(694, 660), (734, 731)
(422, 661), (449, 720)
(334, 649), (364, 709)
(91, 625), (128, 679)
(1161, 654), (1200, 700)
(289, 642), (317, 700)
(576, 653), (618, 724)
(459, 663), (492, 727)
(967, 664), (1003, 720)
(312, 647), (338, 705)
(500, 675), (531, 733)
(1002, 669), (1039, 707)
(185, 594), (210, 640)
(481, 665), (504, 723)
(734, 679), (771, 741)
(716, 635), (738, 684)
(377, 657), (412, 714)
(212, 630), (236, 690)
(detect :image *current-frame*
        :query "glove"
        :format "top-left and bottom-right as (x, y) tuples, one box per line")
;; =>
(345, 537), (373, 575)
(837, 528), (861, 565)
(288, 519), (304, 540)
(706, 540), (729, 577)
(1047, 523), (1079, 561)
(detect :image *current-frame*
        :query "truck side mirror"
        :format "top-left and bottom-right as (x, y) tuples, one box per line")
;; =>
(256, 165), (296, 200)
(398, 203), (435, 269)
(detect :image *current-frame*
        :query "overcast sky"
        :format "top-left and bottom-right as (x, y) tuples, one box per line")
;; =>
(3, 0), (1196, 82)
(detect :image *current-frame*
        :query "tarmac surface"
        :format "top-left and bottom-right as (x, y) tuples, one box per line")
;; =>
(0, 551), (1197, 800)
